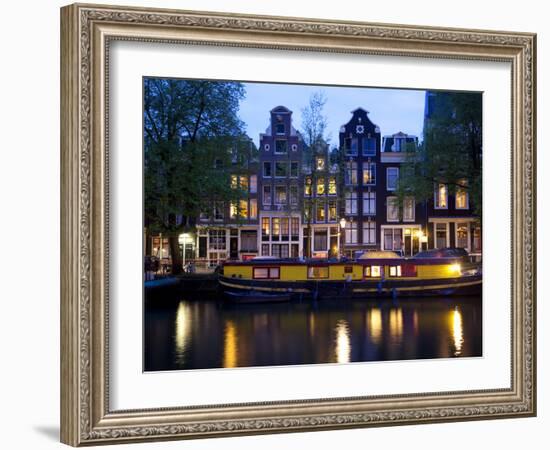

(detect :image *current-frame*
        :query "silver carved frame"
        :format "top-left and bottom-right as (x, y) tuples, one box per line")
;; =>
(60, 3), (537, 446)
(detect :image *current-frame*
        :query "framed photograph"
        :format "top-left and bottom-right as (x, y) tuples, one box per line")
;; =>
(60, 3), (536, 446)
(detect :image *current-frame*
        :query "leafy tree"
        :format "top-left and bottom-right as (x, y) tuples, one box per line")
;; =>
(301, 92), (329, 258)
(395, 91), (482, 218)
(144, 78), (248, 273)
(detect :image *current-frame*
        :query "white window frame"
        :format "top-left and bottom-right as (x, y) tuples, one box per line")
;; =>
(403, 196), (415, 222)
(386, 196), (399, 222)
(362, 191), (376, 215)
(363, 221), (376, 244)
(454, 221), (471, 252)
(433, 222), (450, 248)
(386, 167), (399, 191)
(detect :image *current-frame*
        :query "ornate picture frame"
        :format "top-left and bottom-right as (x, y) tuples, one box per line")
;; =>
(60, 3), (536, 446)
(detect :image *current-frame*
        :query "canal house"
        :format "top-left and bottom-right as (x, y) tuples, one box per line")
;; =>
(258, 106), (304, 259)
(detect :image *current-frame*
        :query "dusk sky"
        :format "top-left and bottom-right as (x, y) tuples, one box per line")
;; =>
(238, 81), (427, 148)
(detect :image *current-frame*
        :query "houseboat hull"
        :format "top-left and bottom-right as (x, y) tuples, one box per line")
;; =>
(219, 274), (482, 299)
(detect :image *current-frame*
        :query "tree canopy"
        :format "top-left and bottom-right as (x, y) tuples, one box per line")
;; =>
(396, 91), (482, 218)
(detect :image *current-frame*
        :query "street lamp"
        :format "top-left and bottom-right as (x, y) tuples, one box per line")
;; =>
(339, 218), (347, 259)
(179, 233), (191, 267)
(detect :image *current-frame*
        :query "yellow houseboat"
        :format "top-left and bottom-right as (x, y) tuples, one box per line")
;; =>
(219, 251), (481, 301)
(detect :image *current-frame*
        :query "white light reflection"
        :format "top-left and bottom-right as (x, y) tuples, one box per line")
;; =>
(452, 307), (464, 356)
(335, 319), (351, 363)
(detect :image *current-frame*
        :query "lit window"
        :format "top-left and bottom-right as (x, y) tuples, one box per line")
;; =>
(328, 177), (337, 195)
(230, 202), (238, 219)
(249, 199), (257, 219)
(261, 218), (270, 240)
(308, 266), (329, 279)
(371, 266), (381, 277)
(231, 175), (238, 189)
(253, 267), (280, 279)
(316, 202), (326, 222)
(389, 266), (402, 277)
(363, 162), (376, 185)
(317, 177), (325, 195)
(387, 167), (399, 191)
(239, 200), (248, 218)
(316, 157), (325, 171)
(435, 183), (448, 209)
(328, 201), (337, 222)
(456, 180), (469, 209)
(305, 176), (312, 196)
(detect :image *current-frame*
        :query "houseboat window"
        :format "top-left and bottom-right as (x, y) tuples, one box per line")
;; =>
(253, 267), (280, 279)
(388, 266), (402, 277)
(365, 265), (381, 277)
(308, 266), (329, 279)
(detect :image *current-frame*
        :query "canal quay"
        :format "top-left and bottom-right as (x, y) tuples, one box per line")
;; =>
(144, 292), (482, 372)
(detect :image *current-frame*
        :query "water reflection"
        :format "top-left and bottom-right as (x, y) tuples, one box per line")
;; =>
(223, 320), (238, 368)
(334, 320), (351, 363)
(145, 296), (482, 371)
(368, 309), (382, 344)
(174, 302), (191, 366)
(451, 307), (464, 356)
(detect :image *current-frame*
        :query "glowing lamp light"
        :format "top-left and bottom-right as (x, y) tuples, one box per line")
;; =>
(339, 218), (347, 229)
(449, 263), (462, 275)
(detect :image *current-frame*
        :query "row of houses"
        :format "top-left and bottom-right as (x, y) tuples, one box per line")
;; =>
(148, 96), (482, 266)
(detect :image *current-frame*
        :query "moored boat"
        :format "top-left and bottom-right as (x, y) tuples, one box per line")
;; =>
(220, 251), (481, 300)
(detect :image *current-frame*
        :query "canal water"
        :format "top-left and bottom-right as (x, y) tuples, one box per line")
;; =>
(144, 296), (482, 372)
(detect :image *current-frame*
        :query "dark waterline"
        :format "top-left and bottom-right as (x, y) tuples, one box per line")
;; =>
(144, 295), (482, 371)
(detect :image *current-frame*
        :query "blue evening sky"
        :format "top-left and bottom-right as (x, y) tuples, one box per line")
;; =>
(238, 82), (426, 148)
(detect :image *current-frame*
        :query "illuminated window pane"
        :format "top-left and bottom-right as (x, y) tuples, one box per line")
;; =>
(371, 266), (381, 277)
